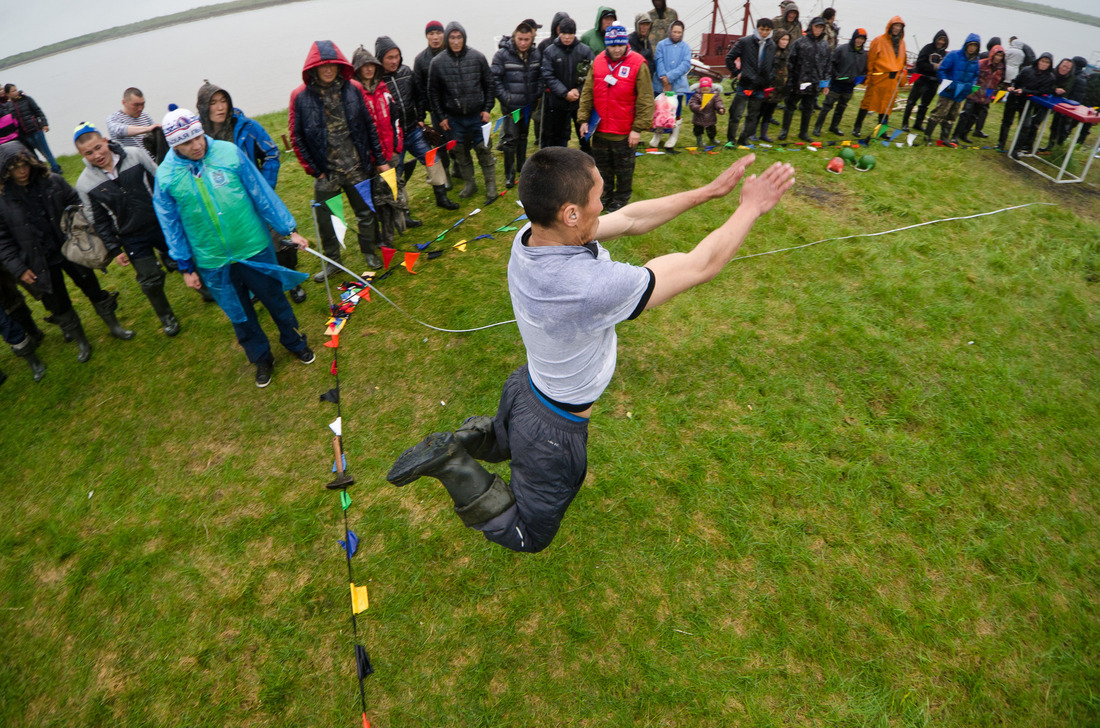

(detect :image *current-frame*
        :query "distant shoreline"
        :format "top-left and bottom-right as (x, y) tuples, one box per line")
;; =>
(0, 0), (311, 71)
(1, 0), (1098, 72)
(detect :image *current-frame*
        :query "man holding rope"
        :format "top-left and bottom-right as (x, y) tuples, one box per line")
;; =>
(386, 148), (795, 552)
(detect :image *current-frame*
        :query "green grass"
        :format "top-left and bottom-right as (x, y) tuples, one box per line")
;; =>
(2, 104), (1099, 727)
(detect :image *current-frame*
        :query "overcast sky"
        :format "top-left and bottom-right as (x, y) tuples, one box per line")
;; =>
(5, 0), (1099, 58)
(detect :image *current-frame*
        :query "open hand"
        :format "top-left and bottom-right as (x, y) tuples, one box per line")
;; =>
(739, 162), (795, 217)
(704, 153), (755, 199)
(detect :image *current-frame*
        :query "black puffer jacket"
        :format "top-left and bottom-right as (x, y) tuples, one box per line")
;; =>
(288, 41), (386, 178)
(9, 94), (47, 135)
(428, 22), (494, 119)
(0, 143), (79, 293)
(539, 12), (571, 53)
(74, 141), (160, 257)
(541, 36), (595, 110)
(1068, 56), (1089, 101)
(725, 32), (776, 90)
(1013, 52), (1056, 96)
(413, 44), (446, 123)
(491, 38), (543, 110)
(787, 23), (832, 94)
(375, 36), (419, 132)
(915, 30), (949, 76)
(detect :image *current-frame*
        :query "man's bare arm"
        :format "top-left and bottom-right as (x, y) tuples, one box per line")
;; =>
(597, 154), (757, 241)
(643, 161), (795, 310)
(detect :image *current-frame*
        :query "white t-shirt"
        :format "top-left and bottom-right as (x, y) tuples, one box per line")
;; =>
(508, 224), (654, 407)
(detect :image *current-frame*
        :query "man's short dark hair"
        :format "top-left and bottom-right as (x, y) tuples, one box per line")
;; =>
(823, 7), (836, 20)
(518, 148), (597, 227)
(3, 84), (14, 93)
(515, 22), (535, 36)
(123, 87), (144, 100)
(757, 18), (774, 29)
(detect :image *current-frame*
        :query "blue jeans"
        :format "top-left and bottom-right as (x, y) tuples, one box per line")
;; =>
(31, 130), (61, 172)
(226, 250), (308, 364)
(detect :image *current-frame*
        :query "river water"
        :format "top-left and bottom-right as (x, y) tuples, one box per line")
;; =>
(5, 0), (1097, 157)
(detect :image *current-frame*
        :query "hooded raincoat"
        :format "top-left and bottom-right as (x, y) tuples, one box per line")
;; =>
(861, 16), (907, 114)
(968, 46), (1005, 105)
(153, 138), (304, 323)
(937, 34), (982, 101)
(581, 7), (617, 53)
(196, 82), (281, 189)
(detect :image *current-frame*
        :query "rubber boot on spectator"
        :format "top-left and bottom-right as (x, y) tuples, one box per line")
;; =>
(55, 309), (92, 362)
(456, 144), (478, 199)
(912, 104), (929, 132)
(503, 149), (516, 189)
(434, 185), (459, 210)
(455, 415), (497, 460)
(474, 143), (497, 205)
(650, 130), (662, 147)
(11, 335), (46, 382)
(9, 302), (44, 344)
(146, 286), (181, 337)
(954, 116), (974, 145)
(695, 133), (705, 148)
(778, 107), (794, 141)
(829, 103), (846, 135)
(92, 291), (135, 340)
(387, 431), (516, 527)
(853, 107), (869, 137)
(813, 108), (827, 136)
(798, 111), (813, 142)
(758, 108), (775, 142)
(665, 119), (681, 152)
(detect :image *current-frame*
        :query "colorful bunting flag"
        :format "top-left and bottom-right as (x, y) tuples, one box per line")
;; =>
(332, 453), (347, 472)
(330, 360), (338, 375)
(338, 529), (358, 555)
(702, 93), (715, 108)
(324, 335), (340, 348)
(424, 147), (438, 167)
(329, 417), (342, 437)
(353, 178), (375, 212)
(381, 246), (396, 270)
(937, 78), (952, 94)
(482, 122), (493, 146)
(350, 583), (369, 613)
(380, 168), (397, 199)
(403, 251), (420, 274)
(453, 240), (467, 252)
(320, 388), (339, 403)
(325, 196), (344, 221)
(445, 139), (457, 151)
(993, 90), (1006, 103)
(355, 645), (373, 679)
(511, 108), (522, 122)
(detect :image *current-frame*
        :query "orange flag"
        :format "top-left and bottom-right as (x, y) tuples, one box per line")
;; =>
(425, 148), (438, 167)
(324, 335), (339, 348)
(381, 246), (396, 270)
(403, 251), (420, 274)
(445, 139), (457, 151)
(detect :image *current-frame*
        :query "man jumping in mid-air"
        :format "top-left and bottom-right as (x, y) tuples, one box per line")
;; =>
(387, 147), (795, 552)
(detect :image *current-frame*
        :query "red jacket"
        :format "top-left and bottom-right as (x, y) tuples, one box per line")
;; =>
(592, 50), (647, 135)
(360, 80), (402, 159)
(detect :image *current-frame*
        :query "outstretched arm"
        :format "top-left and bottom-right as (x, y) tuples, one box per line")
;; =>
(597, 154), (757, 241)
(642, 160), (795, 310)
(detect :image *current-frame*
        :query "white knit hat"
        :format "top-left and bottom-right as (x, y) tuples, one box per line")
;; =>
(162, 104), (204, 147)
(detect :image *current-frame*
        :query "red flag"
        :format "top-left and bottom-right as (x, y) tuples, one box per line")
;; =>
(324, 335), (339, 348)
(404, 251), (420, 274)
(743, 89), (752, 96)
(424, 148), (437, 167)
(381, 246), (396, 270)
(360, 287), (370, 302)
(330, 360), (338, 375)
(909, 72), (921, 84)
(445, 139), (457, 151)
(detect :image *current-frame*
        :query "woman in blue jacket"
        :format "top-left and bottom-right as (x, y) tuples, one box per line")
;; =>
(651, 20), (692, 150)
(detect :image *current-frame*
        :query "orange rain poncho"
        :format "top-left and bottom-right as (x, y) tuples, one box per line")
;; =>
(860, 16), (908, 114)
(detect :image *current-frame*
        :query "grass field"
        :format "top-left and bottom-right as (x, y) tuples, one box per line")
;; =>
(2, 103), (1099, 727)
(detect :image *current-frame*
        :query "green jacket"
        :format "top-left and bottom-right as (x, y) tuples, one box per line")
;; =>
(580, 6), (617, 54)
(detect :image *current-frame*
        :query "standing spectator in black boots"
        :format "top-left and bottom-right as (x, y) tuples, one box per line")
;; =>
(902, 30), (948, 132)
(540, 17), (595, 150)
(724, 17), (776, 146)
(781, 16), (830, 142)
(814, 28), (866, 137)
(492, 22), (543, 189)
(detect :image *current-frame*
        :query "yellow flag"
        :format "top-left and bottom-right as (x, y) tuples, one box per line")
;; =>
(453, 240), (467, 252)
(350, 583), (369, 614)
(702, 93), (715, 109)
(993, 90), (1007, 104)
(380, 168), (398, 199)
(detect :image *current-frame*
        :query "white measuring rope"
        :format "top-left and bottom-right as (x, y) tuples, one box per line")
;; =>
(301, 246), (517, 333)
(734, 201), (1058, 260)
(301, 201), (1057, 333)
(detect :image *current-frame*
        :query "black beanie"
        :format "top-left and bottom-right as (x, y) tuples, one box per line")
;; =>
(559, 18), (577, 34)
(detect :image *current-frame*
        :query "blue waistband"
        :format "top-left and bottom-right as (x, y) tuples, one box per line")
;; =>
(528, 376), (589, 422)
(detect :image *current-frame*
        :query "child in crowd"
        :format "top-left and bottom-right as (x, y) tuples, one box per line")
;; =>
(688, 77), (726, 147)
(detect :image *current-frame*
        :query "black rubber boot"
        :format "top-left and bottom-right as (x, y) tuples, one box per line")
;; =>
(503, 150), (516, 188)
(474, 143), (498, 205)
(798, 112), (813, 142)
(758, 108), (775, 142)
(404, 210), (423, 228)
(9, 302), (45, 344)
(455, 415), (496, 460)
(92, 291), (135, 340)
(955, 116), (974, 145)
(853, 108), (869, 137)
(830, 104), (846, 135)
(387, 431), (515, 526)
(778, 108), (794, 141)
(144, 284), (181, 336)
(433, 185), (459, 211)
(812, 114), (825, 137)
(55, 309), (92, 362)
(11, 335), (46, 382)
(913, 104), (928, 132)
